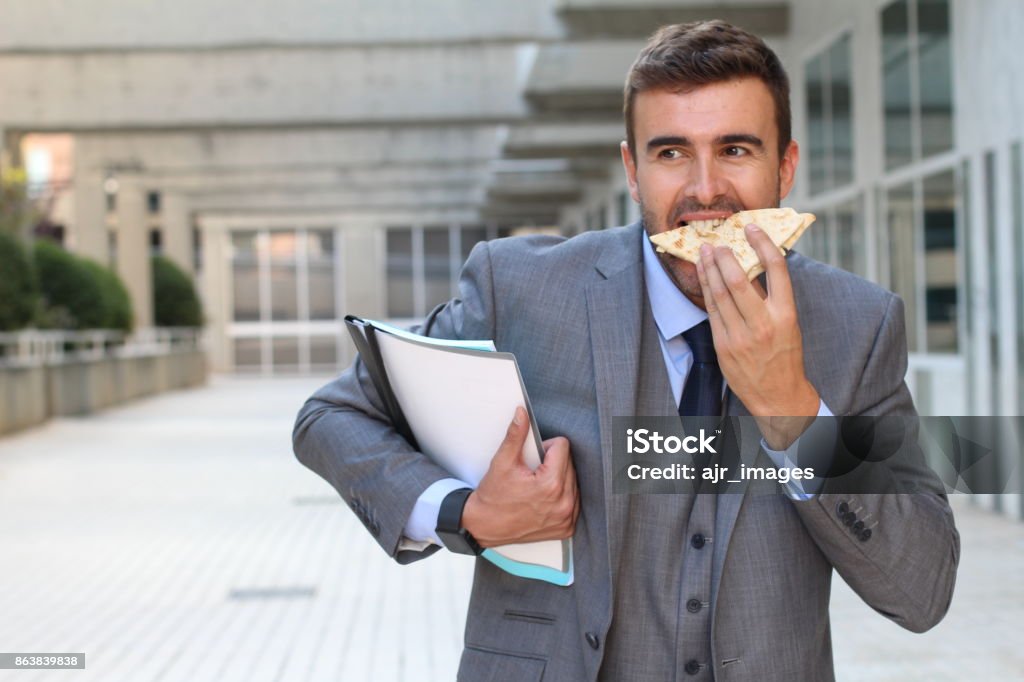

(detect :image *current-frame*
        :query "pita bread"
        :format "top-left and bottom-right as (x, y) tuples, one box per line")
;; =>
(649, 207), (816, 280)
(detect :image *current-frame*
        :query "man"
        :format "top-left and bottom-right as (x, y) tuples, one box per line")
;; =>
(293, 21), (959, 681)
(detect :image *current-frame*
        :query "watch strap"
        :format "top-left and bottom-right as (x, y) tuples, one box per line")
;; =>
(435, 487), (483, 555)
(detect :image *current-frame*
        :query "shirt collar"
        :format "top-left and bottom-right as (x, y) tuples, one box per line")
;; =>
(642, 230), (708, 341)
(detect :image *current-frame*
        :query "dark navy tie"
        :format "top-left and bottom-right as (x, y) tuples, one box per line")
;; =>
(678, 320), (723, 417)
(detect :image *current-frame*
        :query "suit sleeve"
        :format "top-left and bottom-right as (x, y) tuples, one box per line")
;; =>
(291, 241), (497, 564)
(791, 294), (961, 633)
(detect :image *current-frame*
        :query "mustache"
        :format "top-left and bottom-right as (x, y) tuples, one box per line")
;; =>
(668, 199), (746, 226)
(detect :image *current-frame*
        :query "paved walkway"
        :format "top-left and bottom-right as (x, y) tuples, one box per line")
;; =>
(0, 377), (1020, 681)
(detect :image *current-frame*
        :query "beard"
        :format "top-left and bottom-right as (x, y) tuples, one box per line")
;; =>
(640, 192), (780, 304)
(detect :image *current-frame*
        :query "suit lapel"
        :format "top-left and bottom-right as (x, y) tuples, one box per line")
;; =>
(585, 225), (645, 582)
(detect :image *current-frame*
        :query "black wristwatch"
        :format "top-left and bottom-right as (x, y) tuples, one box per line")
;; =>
(436, 487), (483, 555)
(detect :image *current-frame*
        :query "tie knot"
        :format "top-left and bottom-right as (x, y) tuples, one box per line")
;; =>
(681, 320), (717, 364)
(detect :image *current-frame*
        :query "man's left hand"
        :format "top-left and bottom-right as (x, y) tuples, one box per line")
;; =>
(695, 223), (819, 450)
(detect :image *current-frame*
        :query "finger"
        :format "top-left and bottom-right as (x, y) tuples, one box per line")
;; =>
(538, 436), (571, 480)
(699, 243), (745, 332)
(696, 257), (730, 344)
(750, 277), (767, 301)
(494, 406), (530, 469)
(744, 224), (794, 305)
(711, 242), (768, 323)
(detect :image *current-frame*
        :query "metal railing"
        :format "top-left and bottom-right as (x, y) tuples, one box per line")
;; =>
(0, 328), (203, 368)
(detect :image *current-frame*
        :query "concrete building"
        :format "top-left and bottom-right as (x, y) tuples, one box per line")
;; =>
(1, 0), (1021, 514)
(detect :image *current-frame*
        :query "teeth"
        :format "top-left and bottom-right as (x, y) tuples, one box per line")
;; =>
(686, 218), (724, 231)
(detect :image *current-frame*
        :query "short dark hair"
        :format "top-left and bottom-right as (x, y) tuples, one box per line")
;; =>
(624, 20), (792, 160)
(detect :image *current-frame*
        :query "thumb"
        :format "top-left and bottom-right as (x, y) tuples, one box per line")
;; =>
(494, 406), (530, 468)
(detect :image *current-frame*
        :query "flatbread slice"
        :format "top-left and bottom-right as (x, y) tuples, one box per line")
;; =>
(649, 207), (816, 280)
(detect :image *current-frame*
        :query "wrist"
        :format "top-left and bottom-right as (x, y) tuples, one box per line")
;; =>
(435, 488), (483, 555)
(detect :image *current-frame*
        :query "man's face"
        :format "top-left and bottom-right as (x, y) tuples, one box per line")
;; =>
(621, 77), (799, 306)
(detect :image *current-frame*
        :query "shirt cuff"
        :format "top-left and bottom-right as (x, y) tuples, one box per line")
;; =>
(761, 400), (836, 501)
(399, 477), (473, 549)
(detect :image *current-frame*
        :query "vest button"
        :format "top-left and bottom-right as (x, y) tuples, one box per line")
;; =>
(684, 659), (701, 675)
(686, 598), (703, 613)
(585, 632), (600, 649)
(690, 533), (706, 549)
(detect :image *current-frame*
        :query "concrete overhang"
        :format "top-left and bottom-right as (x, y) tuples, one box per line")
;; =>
(524, 41), (639, 116)
(72, 127), (507, 173)
(503, 122), (625, 159)
(555, 0), (790, 39)
(486, 169), (584, 204)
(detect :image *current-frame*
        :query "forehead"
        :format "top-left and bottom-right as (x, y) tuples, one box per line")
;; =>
(632, 77), (777, 145)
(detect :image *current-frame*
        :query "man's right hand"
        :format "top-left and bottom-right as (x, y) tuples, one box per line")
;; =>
(461, 406), (579, 547)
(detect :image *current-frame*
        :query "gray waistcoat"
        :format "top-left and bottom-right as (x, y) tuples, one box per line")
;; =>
(599, 297), (718, 681)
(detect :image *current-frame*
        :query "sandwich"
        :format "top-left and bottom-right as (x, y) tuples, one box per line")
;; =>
(649, 207), (816, 280)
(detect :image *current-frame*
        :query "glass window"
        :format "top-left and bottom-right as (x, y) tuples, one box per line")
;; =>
(1012, 143), (1024, 415)
(883, 0), (913, 170)
(233, 337), (262, 369)
(617, 191), (630, 226)
(829, 35), (853, 187)
(231, 231), (260, 322)
(835, 197), (865, 277)
(386, 228), (415, 318)
(460, 226), (488, 262)
(917, 0), (953, 157)
(423, 226), (452, 312)
(268, 231), (298, 322)
(272, 337), (300, 368)
(805, 34), (853, 194)
(308, 229), (336, 321)
(806, 54), (828, 196)
(309, 336), (338, 367)
(149, 228), (162, 257)
(882, 0), (953, 169)
(888, 183), (918, 351)
(923, 170), (958, 352)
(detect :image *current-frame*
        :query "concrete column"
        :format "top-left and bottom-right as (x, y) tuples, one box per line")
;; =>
(161, 192), (194, 276)
(69, 169), (110, 264)
(115, 184), (153, 329)
(198, 217), (230, 373)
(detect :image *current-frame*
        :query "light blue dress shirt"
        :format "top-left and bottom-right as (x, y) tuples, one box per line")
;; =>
(401, 236), (834, 547)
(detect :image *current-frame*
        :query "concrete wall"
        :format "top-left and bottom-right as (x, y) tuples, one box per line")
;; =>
(0, 349), (207, 436)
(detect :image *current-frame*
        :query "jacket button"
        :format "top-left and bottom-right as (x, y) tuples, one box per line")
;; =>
(684, 659), (701, 675)
(836, 501), (850, 517)
(690, 533), (706, 549)
(859, 528), (872, 542)
(585, 632), (600, 649)
(686, 598), (702, 614)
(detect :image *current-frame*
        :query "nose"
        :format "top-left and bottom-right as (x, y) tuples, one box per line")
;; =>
(685, 155), (730, 207)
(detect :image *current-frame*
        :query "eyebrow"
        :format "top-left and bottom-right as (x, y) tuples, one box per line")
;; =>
(646, 134), (765, 152)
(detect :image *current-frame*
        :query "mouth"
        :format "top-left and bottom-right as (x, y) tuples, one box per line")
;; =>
(675, 212), (733, 231)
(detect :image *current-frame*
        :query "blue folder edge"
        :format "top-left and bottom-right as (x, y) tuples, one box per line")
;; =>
(481, 548), (575, 587)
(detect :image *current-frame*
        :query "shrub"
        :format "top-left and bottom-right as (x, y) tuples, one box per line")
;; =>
(82, 260), (133, 332)
(0, 231), (38, 330)
(33, 241), (133, 331)
(152, 255), (203, 327)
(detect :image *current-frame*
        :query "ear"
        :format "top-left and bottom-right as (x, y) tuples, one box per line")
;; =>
(778, 139), (799, 200)
(620, 140), (641, 203)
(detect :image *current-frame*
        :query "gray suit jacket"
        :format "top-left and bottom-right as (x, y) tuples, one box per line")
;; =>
(293, 223), (960, 681)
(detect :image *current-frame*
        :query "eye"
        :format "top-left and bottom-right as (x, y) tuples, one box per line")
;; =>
(723, 146), (748, 157)
(658, 148), (682, 160)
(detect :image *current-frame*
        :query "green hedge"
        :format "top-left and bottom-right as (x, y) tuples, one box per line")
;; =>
(0, 231), (38, 331)
(152, 255), (203, 327)
(33, 241), (133, 332)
